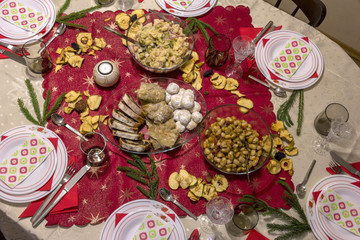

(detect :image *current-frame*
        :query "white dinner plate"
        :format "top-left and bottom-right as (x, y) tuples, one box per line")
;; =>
(0, 0), (50, 39)
(113, 209), (178, 240)
(164, 0), (210, 12)
(316, 183), (360, 240)
(0, 132), (56, 195)
(100, 199), (186, 240)
(262, 34), (318, 82)
(255, 30), (324, 90)
(0, 0), (56, 45)
(155, 0), (216, 18)
(0, 125), (68, 203)
(306, 175), (358, 240)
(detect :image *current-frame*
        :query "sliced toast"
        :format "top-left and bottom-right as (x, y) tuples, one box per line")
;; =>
(118, 101), (145, 124)
(112, 129), (144, 141)
(119, 138), (151, 152)
(109, 118), (139, 133)
(122, 93), (146, 117)
(112, 109), (142, 128)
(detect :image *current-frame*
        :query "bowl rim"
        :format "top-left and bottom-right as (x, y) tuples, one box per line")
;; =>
(197, 104), (273, 175)
(99, 77), (208, 154)
(126, 12), (195, 72)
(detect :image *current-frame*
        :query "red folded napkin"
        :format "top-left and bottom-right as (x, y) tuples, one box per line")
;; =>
(115, 213), (176, 227)
(246, 229), (269, 240)
(19, 156), (79, 219)
(326, 162), (360, 180)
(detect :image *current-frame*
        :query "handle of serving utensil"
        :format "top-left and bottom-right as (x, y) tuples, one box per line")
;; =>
(64, 123), (88, 141)
(30, 182), (64, 223)
(173, 199), (198, 220)
(252, 21), (273, 44)
(301, 159), (316, 185)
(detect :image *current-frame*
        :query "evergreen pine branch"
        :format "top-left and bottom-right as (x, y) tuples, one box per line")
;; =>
(42, 90), (51, 120)
(277, 90), (299, 128)
(137, 185), (151, 199)
(42, 92), (65, 125)
(280, 181), (308, 223)
(296, 90), (304, 136)
(58, 13), (86, 22)
(125, 172), (149, 185)
(126, 158), (142, 170)
(117, 166), (146, 177)
(57, 5), (102, 21)
(56, 0), (71, 18)
(25, 79), (42, 123)
(17, 99), (40, 125)
(55, 20), (88, 30)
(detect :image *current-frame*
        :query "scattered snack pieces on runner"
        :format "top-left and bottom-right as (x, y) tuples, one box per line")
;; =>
(267, 159), (281, 175)
(180, 52), (204, 90)
(55, 33), (106, 72)
(115, 13), (131, 30)
(167, 169), (228, 201)
(237, 98), (254, 113)
(280, 158), (293, 171)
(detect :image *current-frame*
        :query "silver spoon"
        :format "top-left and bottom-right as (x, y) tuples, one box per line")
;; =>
(296, 159), (316, 199)
(159, 188), (198, 220)
(248, 75), (287, 98)
(51, 113), (88, 141)
(38, 23), (66, 53)
(103, 25), (146, 48)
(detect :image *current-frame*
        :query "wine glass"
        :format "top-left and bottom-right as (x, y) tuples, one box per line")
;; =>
(200, 196), (234, 233)
(312, 120), (354, 155)
(225, 36), (255, 79)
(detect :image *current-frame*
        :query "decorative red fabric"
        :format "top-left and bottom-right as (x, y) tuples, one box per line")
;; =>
(246, 229), (270, 240)
(39, 6), (294, 227)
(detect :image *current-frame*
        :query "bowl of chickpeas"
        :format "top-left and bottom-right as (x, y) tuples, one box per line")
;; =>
(198, 104), (273, 175)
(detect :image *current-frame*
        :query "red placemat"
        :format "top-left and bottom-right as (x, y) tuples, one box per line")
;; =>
(41, 6), (294, 227)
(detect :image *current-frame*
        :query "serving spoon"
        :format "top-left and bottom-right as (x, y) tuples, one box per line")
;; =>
(296, 159), (316, 199)
(159, 188), (198, 220)
(103, 25), (146, 48)
(38, 23), (66, 53)
(51, 113), (88, 141)
(248, 75), (287, 98)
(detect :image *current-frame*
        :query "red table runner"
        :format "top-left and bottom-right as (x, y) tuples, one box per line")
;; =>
(40, 6), (294, 227)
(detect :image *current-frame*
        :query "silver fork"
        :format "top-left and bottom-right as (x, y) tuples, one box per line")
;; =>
(0, 41), (22, 54)
(31, 159), (77, 222)
(329, 160), (344, 174)
(247, 25), (276, 61)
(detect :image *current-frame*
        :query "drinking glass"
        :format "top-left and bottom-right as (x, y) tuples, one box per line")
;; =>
(225, 36), (255, 78)
(313, 120), (354, 155)
(117, 0), (133, 10)
(314, 103), (349, 136)
(225, 204), (259, 236)
(21, 39), (52, 79)
(79, 132), (107, 167)
(205, 34), (231, 68)
(200, 196), (234, 233)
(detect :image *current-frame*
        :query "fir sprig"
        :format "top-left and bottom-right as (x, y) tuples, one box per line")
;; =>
(117, 154), (159, 200)
(276, 90), (304, 136)
(55, 0), (103, 30)
(238, 180), (311, 240)
(185, 17), (219, 44)
(17, 79), (65, 126)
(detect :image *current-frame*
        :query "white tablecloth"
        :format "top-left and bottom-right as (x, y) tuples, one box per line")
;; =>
(1, 0), (359, 239)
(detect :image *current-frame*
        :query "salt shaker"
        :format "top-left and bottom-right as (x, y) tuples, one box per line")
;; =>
(93, 60), (120, 87)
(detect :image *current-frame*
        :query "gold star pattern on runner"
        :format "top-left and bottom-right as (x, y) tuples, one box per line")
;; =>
(82, 199), (88, 205)
(111, 58), (124, 67)
(250, 178), (262, 190)
(96, 29), (101, 34)
(83, 75), (95, 88)
(118, 188), (135, 204)
(107, 200), (113, 207)
(68, 215), (76, 222)
(195, 152), (201, 158)
(106, 44), (112, 50)
(55, 129), (61, 134)
(88, 165), (105, 178)
(68, 76), (74, 82)
(140, 73), (152, 83)
(155, 160), (166, 171)
(194, 32), (202, 42)
(65, 38), (70, 44)
(152, 155), (163, 163)
(52, 86), (58, 92)
(180, 164), (186, 169)
(181, 140), (191, 151)
(71, 118), (77, 124)
(108, 22), (117, 29)
(101, 184), (108, 191)
(218, 97), (225, 104)
(90, 19), (96, 23)
(261, 103), (273, 116)
(202, 170), (209, 176)
(236, 188), (243, 195)
(215, 15), (226, 25)
(125, 72), (131, 77)
(85, 212), (106, 225)
(173, 193), (179, 201)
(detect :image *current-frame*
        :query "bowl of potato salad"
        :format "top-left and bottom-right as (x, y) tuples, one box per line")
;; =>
(198, 104), (273, 175)
(126, 13), (194, 73)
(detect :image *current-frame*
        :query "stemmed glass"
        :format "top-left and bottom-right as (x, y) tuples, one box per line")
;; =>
(312, 120), (354, 155)
(200, 196), (234, 234)
(225, 36), (255, 79)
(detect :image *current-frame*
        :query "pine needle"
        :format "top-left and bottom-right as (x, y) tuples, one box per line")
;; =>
(56, 0), (71, 18)
(42, 92), (65, 125)
(25, 79), (41, 123)
(17, 99), (40, 125)
(42, 90), (51, 120)
(296, 90), (304, 136)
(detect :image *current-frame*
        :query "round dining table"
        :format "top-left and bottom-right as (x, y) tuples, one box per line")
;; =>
(0, 0), (359, 239)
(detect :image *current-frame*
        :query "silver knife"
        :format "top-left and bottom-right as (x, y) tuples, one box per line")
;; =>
(0, 48), (26, 66)
(32, 164), (91, 228)
(252, 20), (273, 44)
(330, 151), (360, 177)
